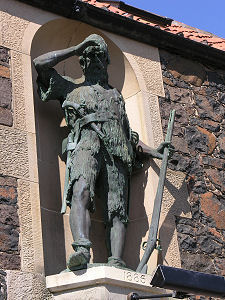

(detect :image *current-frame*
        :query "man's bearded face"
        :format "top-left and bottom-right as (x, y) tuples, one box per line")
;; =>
(81, 46), (108, 78)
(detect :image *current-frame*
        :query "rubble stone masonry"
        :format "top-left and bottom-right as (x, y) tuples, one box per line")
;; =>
(0, 175), (20, 271)
(0, 47), (12, 127)
(159, 49), (225, 277)
(0, 46), (19, 299)
(0, 175), (20, 299)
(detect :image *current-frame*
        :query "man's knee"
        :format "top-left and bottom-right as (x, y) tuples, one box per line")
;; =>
(72, 177), (90, 206)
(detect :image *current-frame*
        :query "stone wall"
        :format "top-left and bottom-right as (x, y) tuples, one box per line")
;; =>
(0, 0), (224, 298)
(0, 270), (7, 300)
(159, 49), (225, 276)
(0, 175), (20, 271)
(0, 45), (20, 300)
(0, 47), (12, 127)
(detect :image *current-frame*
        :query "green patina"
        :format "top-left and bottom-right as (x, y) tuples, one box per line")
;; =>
(34, 34), (170, 271)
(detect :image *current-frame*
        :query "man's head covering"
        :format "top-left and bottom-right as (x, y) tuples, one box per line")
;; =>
(80, 34), (110, 64)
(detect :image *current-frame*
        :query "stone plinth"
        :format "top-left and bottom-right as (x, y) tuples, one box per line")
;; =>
(46, 266), (169, 299)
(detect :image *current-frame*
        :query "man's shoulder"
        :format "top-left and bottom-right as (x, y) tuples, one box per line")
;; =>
(62, 76), (88, 98)
(62, 75), (85, 86)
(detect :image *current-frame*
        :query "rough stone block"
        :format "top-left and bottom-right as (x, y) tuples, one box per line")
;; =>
(0, 224), (19, 252)
(0, 47), (10, 65)
(190, 118), (221, 135)
(166, 85), (192, 104)
(160, 100), (192, 126)
(0, 252), (20, 270)
(0, 65), (10, 79)
(180, 252), (218, 275)
(0, 175), (17, 187)
(218, 134), (225, 156)
(0, 77), (12, 109)
(185, 126), (207, 153)
(0, 128), (29, 179)
(207, 71), (224, 86)
(195, 95), (224, 122)
(202, 119), (220, 133)
(0, 175), (20, 270)
(172, 136), (190, 154)
(0, 107), (13, 126)
(163, 76), (175, 86)
(198, 236), (222, 255)
(167, 55), (206, 87)
(176, 223), (195, 235)
(201, 156), (225, 170)
(1, 11), (29, 52)
(0, 186), (17, 204)
(205, 169), (225, 192)
(200, 192), (225, 229)
(208, 227), (224, 242)
(168, 152), (190, 172)
(177, 234), (197, 252)
(6, 270), (53, 299)
(184, 125), (217, 155)
(0, 270), (7, 300)
(197, 126), (216, 155)
(192, 179), (207, 194)
(0, 204), (19, 226)
(214, 257), (225, 276)
(219, 92), (225, 104)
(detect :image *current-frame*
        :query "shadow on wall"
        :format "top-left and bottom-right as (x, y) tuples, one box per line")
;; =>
(123, 159), (150, 270)
(150, 160), (190, 266)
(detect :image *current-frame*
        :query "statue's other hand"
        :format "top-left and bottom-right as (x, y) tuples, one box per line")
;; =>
(131, 131), (139, 146)
(156, 141), (175, 158)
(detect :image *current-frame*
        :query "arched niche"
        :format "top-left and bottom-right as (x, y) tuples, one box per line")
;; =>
(31, 18), (146, 275)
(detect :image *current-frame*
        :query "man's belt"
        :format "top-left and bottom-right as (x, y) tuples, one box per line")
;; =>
(66, 111), (116, 151)
(61, 100), (115, 213)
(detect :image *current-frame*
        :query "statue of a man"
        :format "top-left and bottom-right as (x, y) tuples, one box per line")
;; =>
(34, 34), (168, 270)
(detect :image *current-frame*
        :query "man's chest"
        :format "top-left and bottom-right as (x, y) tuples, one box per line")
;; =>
(65, 85), (122, 113)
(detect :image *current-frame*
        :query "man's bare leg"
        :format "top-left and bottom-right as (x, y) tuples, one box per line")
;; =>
(108, 216), (126, 267)
(68, 177), (91, 269)
(70, 177), (91, 239)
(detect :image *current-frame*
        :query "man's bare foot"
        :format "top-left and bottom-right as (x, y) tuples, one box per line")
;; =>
(67, 247), (90, 270)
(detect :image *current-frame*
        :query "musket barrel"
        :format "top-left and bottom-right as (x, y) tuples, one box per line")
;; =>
(136, 110), (175, 273)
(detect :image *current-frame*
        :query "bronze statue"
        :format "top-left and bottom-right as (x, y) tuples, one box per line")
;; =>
(34, 34), (170, 271)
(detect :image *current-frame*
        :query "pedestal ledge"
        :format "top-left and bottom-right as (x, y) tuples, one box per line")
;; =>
(46, 266), (169, 299)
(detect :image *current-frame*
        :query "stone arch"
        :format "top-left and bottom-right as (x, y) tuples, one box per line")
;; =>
(29, 17), (145, 275)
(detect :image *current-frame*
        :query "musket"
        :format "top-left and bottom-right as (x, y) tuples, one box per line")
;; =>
(60, 100), (105, 214)
(136, 109), (176, 273)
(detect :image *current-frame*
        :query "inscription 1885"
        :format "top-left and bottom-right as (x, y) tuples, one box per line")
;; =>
(124, 271), (151, 285)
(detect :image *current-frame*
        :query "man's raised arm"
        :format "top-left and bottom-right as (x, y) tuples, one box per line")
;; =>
(33, 46), (76, 73)
(33, 39), (99, 73)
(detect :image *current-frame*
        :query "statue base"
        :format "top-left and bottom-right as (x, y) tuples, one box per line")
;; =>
(46, 266), (170, 299)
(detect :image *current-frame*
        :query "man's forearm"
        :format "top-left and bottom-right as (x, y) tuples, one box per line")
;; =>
(140, 147), (163, 159)
(33, 38), (98, 71)
(33, 46), (76, 70)
(137, 141), (172, 160)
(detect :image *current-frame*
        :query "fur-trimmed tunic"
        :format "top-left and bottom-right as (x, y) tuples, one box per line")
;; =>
(37, 68), (134, 224)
